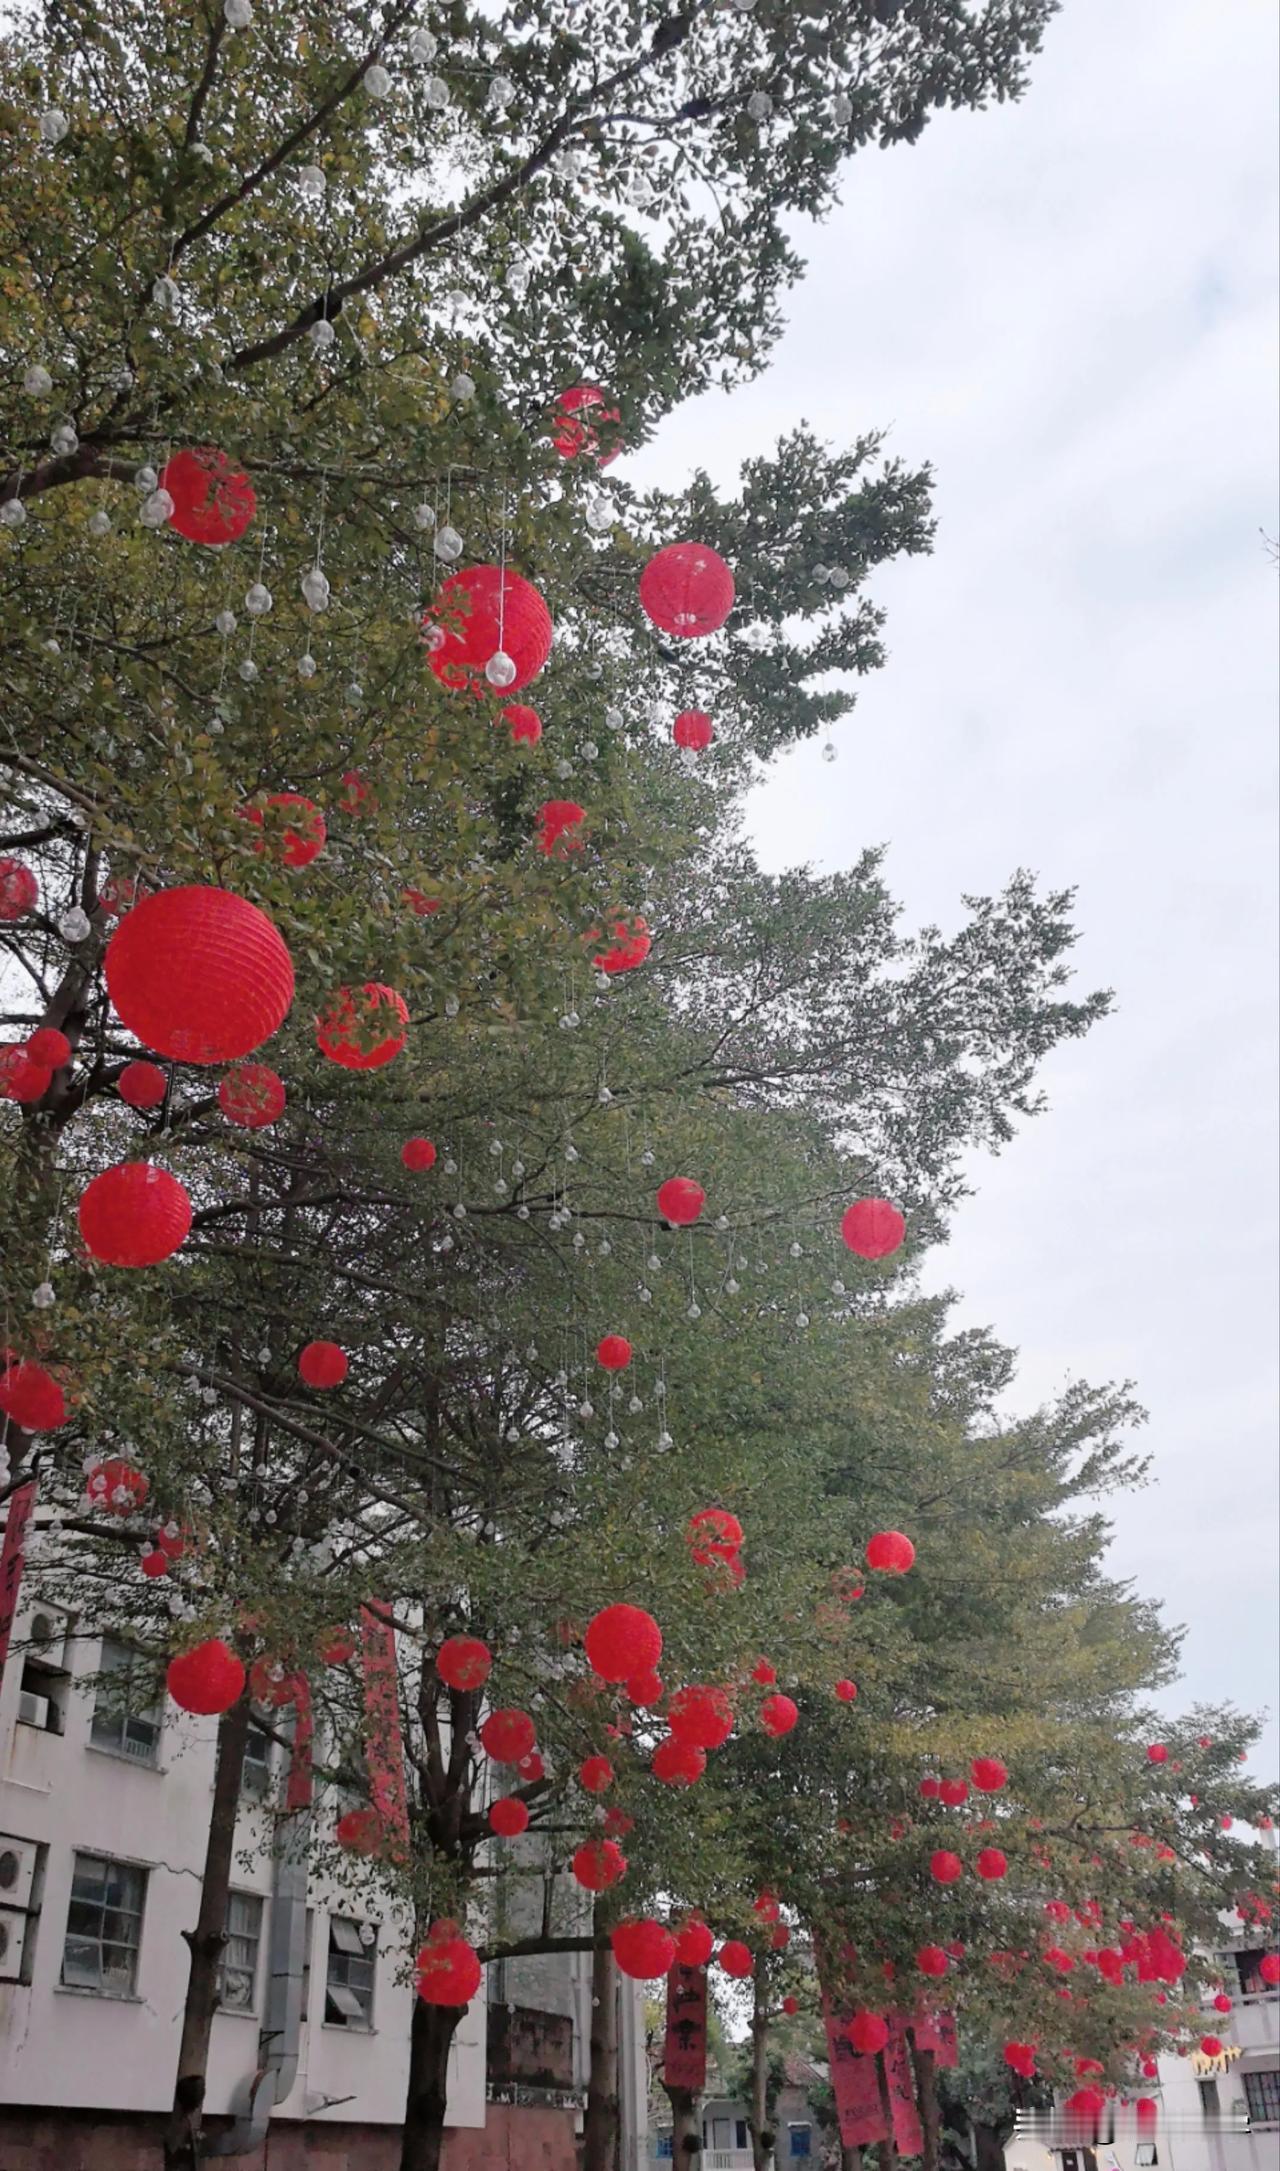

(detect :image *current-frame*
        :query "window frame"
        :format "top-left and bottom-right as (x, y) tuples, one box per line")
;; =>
(1243, 2070), (1280, 2128)
(240, 1721), (273, 1800)
(789, 2126), (812, 2159)
(60, 1849), (148, 1998)
(216, 1889), (264, 2016)
(324, 1914), (376, 2030)
(88, 1636), (163, 1767)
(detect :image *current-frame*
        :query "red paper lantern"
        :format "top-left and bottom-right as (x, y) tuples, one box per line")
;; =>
(167, 1638), (246, 1716)
(402, 1137), (438, 1172)
(940, 1779), (969, 1808)
(504, 702), (543, 745)
(86, 1458), (149, 1515)
(612, 1918), (677, 1980)
(841, 1198), (906, 1261)
(1212, 1993), (1232, 2013)
(835, 1679), (858, 1703)
(480, 1708), (537, 1763)
(579, 1755), (615, 1794)
(917, 1945), (949, 1977)
(971, 1756), (1008, 1793)
(240, 793), (326, 871)
(592, 916), (651, 974)
(337, 1807), (384, 1855)
(0, 858), (38, 921)
(752, 1660), (777, 1686)
(585, 1604), (662, 1683)
(930, 1851), (963, 1885)
(718, 1940), (753, 1979)
(552, 384), (622, 464)
(596, 1335), (633, 1372)
(106, 888), (294, 1065)
(573, 1838), (628, 1892)
(416, 1932), (483, 2006)
(427, 565), (553, 692)
(298, 1341), (348, 1389)
(753, 1890), (781, 1923)
(770, 1923), (791, 1951)
(627, 1669), (664, 1707)
(518, 1750), (544, 1782)
(1199, 2036), (1224, 2057)
(976, 1848), (1008, 1881)
(849, 2011), (889, 2055)
(1004, 2043), (1036, 2079)
(687, 1508), (742, 1563)
(1258, 1954), (1280, 1985)
(339, 771), (374, 818)
(319, 1629), (356, 1666)
(0, 1047), (51, 1103)
(676, 1920), (715, 1968)
(652, 1736), (706, 1787)
(657, 1177), (705, 1226)
(140, 1549), (169, 1579)
(119, 1060), (167, 1110)
(436, 1635), (493, 1691)
(160, 447), (256, 546)
(672, 710), (715, 753)
(218, 1063), (286, 1129)
(78, 1162), (192, 1268)
(782, 1995), (800, 2017)
(26, 1028), (71, 1069)
(249, 1657), (298, 1709)
(639, 544), (735, 639)
(536, 798), (586, 856)
(0, 1359), (67, 1432)
(919, 1777), (941, 1800)
(760, 1694), (799, 1740)
(866, 1530), (915, 1575)
(316, 983), (409, 1070)
(669, 1685), (734, 1751)
(489, 1797), (530, 1838)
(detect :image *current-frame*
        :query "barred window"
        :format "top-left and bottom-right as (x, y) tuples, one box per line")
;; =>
(1243, 2071), (1280, 2127)
(217, 1891), (263, 2014)
(89, 1638), (161, 1765)
(61, 1852), (147, 1995)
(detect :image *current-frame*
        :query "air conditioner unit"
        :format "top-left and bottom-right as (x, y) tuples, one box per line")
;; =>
(0, 1906), (30, 1983)
(17, 1691), (51, 1731)
(0, 1837), (40, 1910)
(16, 1601), (70, 1671)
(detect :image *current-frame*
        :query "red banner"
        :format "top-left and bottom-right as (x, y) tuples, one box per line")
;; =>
(913, 2007), (958, 2068)
(886, 2017), (924, 2156)
(822, 1995), (888, 2147)
(0, 1480), (37, 1686)
(285, 1672), (314, 1812)
(664, 1964), (708, 2091)
(360, 1600), (409, 1855)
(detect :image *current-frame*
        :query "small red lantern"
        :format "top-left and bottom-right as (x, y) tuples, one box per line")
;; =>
(919, 1777), (941, 1799)
(0, 1359), (67, 1431)
(676, 1920), (715, 1968)
(218, 1063), (286, 1129)
(687, 1508), (742, 1563)
(866, 1530), (915, 1575)
(160, 447), (256, 546)
(167, 1638), (246, 1716)
(535, 798), (586, 856)
(489, 1797), (530, 1838)
(917, 1945), (948, 1977)
(592, 917), (651, 974)
(480, 1708), (537, 1763)
(573, 1838), (628, 1892)
(140, 1548), (169, 1579)
(669, 1685), (734, 1750)
(971, 1756), (1008, 1792)
(240, 793), (326, 870)
(402, 1137), (438, 1172)
(771, 1923), (791, 1950)
(298, 1341), (348, 1389)
(835, 1680), (858, 1703)
(26, 1028), (71, 1069)
(319, 1629), (356, 1666)
(782, 1995), (800, 2017)
(518, 1750), (545, 1782)
(940, 1779), (969, 1808)
(0, 1047), (51, 1103)
(504, 702), (543, 744)
(585, 1604), (662, 1683)
(976, 1848), (1008, 1881)
(316, 983), (409, 1070)
(656, 1177), (704, 1226)
(86, 1458), (149, 1515)
(849, 2012), (889, 2055)
(639, 544), (734, 639)
(119, 1060), (167, 1110)
(1200, 2037), (1223, 2058)
(416, 1931), (483, 2006)
(718, 1941), (753, 1980)
(436, 1635), (492, 1691)
(673, 711), (714, 752)
(930, 1851), (963, 1885)
(249, 1657), (298, 1709)
(99, 873), (139, 918)
(1212, 1993), (1232, 2013)
(752, 1660), (777, 1686)
(0, 858), (38, 920)
(339, 771), (374, 818)
(1004, 2043), (1037, 2079)
(78, 1162), (192, 1268)
(841, 1199), (906, 1261)
(427, 565), (553, 692)
(337, 1807), (384, 1855)
(760, 1694), (798, 1739)
(579, 1755), (615, 1794)
(653, 1736), (706, 1787)
(611, 1918), (677, 1981)
(596, 1334), (632, 1372)
(106, 888), (294, 1065)
(552, 384), (622, 464)
(1147, 1743), (1168, 1763)
(1259, 1954), (1280, 1985)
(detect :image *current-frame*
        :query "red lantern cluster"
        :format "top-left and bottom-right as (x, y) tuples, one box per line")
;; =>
(552, 384), (622, 464)
(0, 1359), (67, 1431)
(427, 566), (553, 692)
(657, 1177), (705, 1226)
(240, 793), (326, 869)
(78, 1162), (192, 1268)
(160, 447), (256, 545)
(585, 1604), (662, 1683)
(106, 888), (294, 1065)
(298, 1341), (348, 1389)
(573, 1839), (628, 1892)
(841, 1198), (906, 1261)
(536, 799), (586, 855)
(480, 1708), (537, 1763)
(669, 1685), (734, 1750)
(639, 544), (735, 639)
(167, 1638), (246, 1716)
(866, 1530), (915, 1575)
(416, 1929), (483, 2006)
(436, 1635), (493, 1690)
(592, 916), (652, 974)
(611, 1918), (676, 1981)
(218, 1064), (286, 1129)
(316, 984), (409, 1070)
(0, 858), (39, 920)
(673, 711), (714, 752)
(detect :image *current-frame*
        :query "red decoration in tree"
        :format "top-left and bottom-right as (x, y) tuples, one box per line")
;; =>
(603, 1807), (634, 1839)
(552, 384), (622, 464)
(535, 799), (586, 855)
(940, 1779), (969, 1808)
(86, 1458), (149, 1515)
(78, 1162), (192, 1268)
(26, 1028), (71, 1069)
(579, 1755), (615, 1794)
(106, 888), (294, 1065)
(436, 1636), (492, 1690)
(218, 1063), (286, 1129)
(518, 1750), (544, 1782)
(249, 1657), (298, 1709)
(337, 1807), (384, 1855)
(971, 1757), (1008, 1792)
(573, 1839), (628, 1892)
(976, 1848), (1008, 1881)
(669, 1685), (734, 1750)
(167, 1638), (246, 1715)
(1258, 1954), (1280, 1985)
(639, 544), (735, 638)
(240, 793), (326, 869)
(673, 711), (714, 752)
(489, 1797), (530, 1838)
(835, 1679), (858, 1703)
(596, 1335), (633, 1372)
(652, 1736), (706, 1787)
(160, 447), (256, 545)
(416, 1931), (483, 2006)
(1147, 1743), (1168, 1763)
(1200, 2036), (1224, 2057)
(316, 984), (409, 1069)
(760, 1694), (799, 1738)
(480, 1708), (537, 1763)
(1212, 1993), (1232, 2013)
(298, 1341), (348, 1389)
(848, 2012), (889, 2055)
(770, 1923), (791, 1951)
(0, 858), (38, 920)
(0, 1047), (51, 1103)
(611, 1918), (677, 1980)
(592, 916), (651, 974)
(782, 1995), (800, 2017)
(319, 1629), (356, 1666)
(140, 1549), (169, 1579)
(1004, 2043), (1037, 2079)
(0, 1359), (67, 1431)
(687, 1508), (742, 1562)
(919, 1777), (941, 1799)
(99, 873), (139, 918)
(339, 771), (373, 817)
(427, 565), (553, 692)
(585, 1604), (662, 1683)
(676, 1920), (715, 1968)
(1066, 2088), (1105, 2119)
(917, 1945), (949, 1977)
(930, 1851), (963, 1884)
(753, 1890), (781, 1923)
(657, 1177), (705, 1226)
(119, 1060), (167, 1110)
(866, 1530), (915, 1574)
(627, 1669), (664, 1707)
(752, 1660), (777, 1686)
(718, 1941), (753, 1979)
(401, 1137), (438, 1172)
(841, 1198), (906, 1260)
(503, 702), (543, 745)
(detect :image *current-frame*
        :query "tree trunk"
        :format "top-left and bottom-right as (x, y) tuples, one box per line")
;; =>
(874, 2054), (899, 2171)
(664, 2081), (702, 2168)
(910, 2043), (940, 2171)
(583, 1934), (621, 2171)
(401, 1992), (463, 2171)
(841, 2150), (863, 2171)
(973, 2130), (1006, 2171)
(748, 1973), (773, 2171)
(162, 1692), (251, 2168)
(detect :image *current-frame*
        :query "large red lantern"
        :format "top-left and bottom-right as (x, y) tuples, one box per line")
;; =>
(841, 1198), (905, 1261)
(579, 1755), (615, 1794)
(240, 793), (326, 869)
(0, 1359), (67, 1431)
(218, 1064), (286, 1129)
(0, 858), (39, 920)
(866, 1530), (915, 1575)
(718, 1941), (753, 1980)
(585, 1603), (662, 1682)
(596, 1334), (632, 1372)
(416, 1931), (483, 2006)
(480, 1708), (537, 1763)
(673, 711), (714, 752)
(552, 384), (622, 464)
(26, 1028), (70, 1070)
(106, 888), (294, 1064)
(298, 1341), (348, 1389)
(653, 1736), (706, 1787)
(592, 916), (651, 974)
(316, 984), (409, 1070)
(427, 565), (553, 692)
(917, 1945), (949, 1978)
(669, 1685), (734, 1751)
(686, 1508), (742, 1562)
(119, 1060), (167, 1110)
(489, 1797), (530, 1838)
(402, 1137), (438, 1172)
(639, 544), (735, 638)
(1259, 1954), (1280, 1985)
(760, 1694), (799, 1739)
(1005, 2043), (1036, 2079)
(940, 1779), (969, 1808)
(78, 1162), (192, 1268)
(504, 702), (543, 744)
(160, 447), (256, 546)
(573, 1838), (628, 1893)
(976, 1848), (1008, 1881)
(849, 2012), (889, 2055)
(436, 1635), (492, 1691)
(930, 1851), (963, 1885)
(656, 1177), (704, 1227)
(536, 799), (586, 856)
(611, 1918), (676, 1981)
(676, 1920), (715, 1968)
(167, 1638), (246, 1716)
(972, 1756), (1008, 1792)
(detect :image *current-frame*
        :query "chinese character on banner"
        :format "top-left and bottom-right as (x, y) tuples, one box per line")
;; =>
(359, 1600), (410, 1856)
(664, 1965), (708, 2091)
(0, 1480), (38, 1686)
(885, 2017), (924, 2156)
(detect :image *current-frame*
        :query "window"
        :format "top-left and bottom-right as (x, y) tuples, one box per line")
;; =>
(217, 1891), (263, 2014)
(656, 2138), (675, 2160)
(301, 1905), (313, 2025)
(1243, 2071), (1280, 2127)
(1135, 2146), (1158, 2167)
(1238, 1949), (1280, 1997)
(61, 1852), (146, 1995)
(789, 2128), (812, 2159)
(241, 1723), (272, 1799)
(90, 1638), (161, 1765)
(1198, 2079), (1221, 2117)
(325, 1916), (375, 2027)
(736, 2123), (749, 2151)
(711, 2120), (732, 2151)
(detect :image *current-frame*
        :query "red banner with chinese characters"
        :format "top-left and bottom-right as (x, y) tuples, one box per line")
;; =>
(913, 2006), (958, 2068)
(664, 1964), (708, 2091)
(0, 1479), (37, 1686)
(285, 1672), (314, 1812)
(886, 2016), (924, 2156)
(359, 1600), (410, 1855)
(822, 1996), (888, 2147)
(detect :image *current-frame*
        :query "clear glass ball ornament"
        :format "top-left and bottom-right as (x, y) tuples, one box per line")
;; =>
(134, 464), (158, 493)
(725, 1276), (741, 1296)
(488, 73), (515, 108)
(505, 1426), (520, 1444)
(637, 1286), (652, 1306)
(581, 740), (599, 761)
(687, 1302), (702, 1321)
(413, 501), (436, 530)
(715, 1214), (730, 1231)
(443, 1157), (458, 1175)
(364, 63), (393, 98)
(484, 649), (517, 689)
(493, 1177), (508, 1196)
(59, 907), (91, 942)
(439, 1232), (454, 1252)
(604, 707), (624, 731)
(263, 1508), (277, 1525)
(31, 1281), (56, 1309)
(627, 1394), (643, 1415)
(657, 1429), (674, 1450)
(597, 1241), (612, 1259)
(39, 108), (70, 144)
(152, 275), (180, 314)
(488, 1139), (503, 1156)
(506, 261), (531, 298)
(443, 995), (460, 1018)
(831, 1277), (846, 1296)
(548, 1210), (563, 1229)
(822, 741), (837, 764)
(51, 422), (78, 455)
(139, 487), (174, 527)
(298, 652), (317, 679)
(238, 657), (259, 683)
(299, 164), (326, 199)
(604, 1429), (620, 1451)
(0, 499), (26, 529)
(554, 757), (574, 780)
(572, 1232), (585, 1252)
(43, 637), (60, 654)
(647, 1253), (661, 1273)
(789, 1240), (803, 1259)
(301, 565), (331, 612)
(585, 495), (613, 534)
(579, 1400), (595, 1422)
(747, 90), (773, 119)
(224, 0), (253, 25)
(87, 509), (111, 536)
(796, 1312), (811, 1329)
(434, 523), (463, 562)
(309, 318), (336, 351)
(597, 1085), (612, 1105)
(564, 1009), (580, 1029)
(423, 74), (450, 110)
(257, 1346), (271, 1365)
(23, 364), (52, 396)
(244, 581), (273, 616)
(408, 26), (437, 61)
(516, 1203), (530, 1220)
(215, 608), (237, 636)
(594, 972), (611, 993)
(828, 565), (850, 588)
(346, 680), (363, 702)
(833, 91), (853, 125)
(812, 563), (829, 583)
(512, 1159), (525, 1180)
(450, 372), (475, 402)
(640, 1149), (655, 1167)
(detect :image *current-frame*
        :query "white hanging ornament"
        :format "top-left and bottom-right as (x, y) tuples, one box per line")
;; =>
(488, 74), (515, 110)
(747, 90), (773, 120)
(298, 164), (326, 200)
(244, 580), (273, 616)
(484, 650), (517, 689)
(298, 652), (317, 679)
(585, 495), (613, 533)
(152, 274), (180, 315)
(364, 62), (392, 98)
(0, 499), (26, 530)
(134, 464), (158, 493)
(301, 565), (331, 612)
(38, 108), (70, 144)
(725, 1276), (741, 1296)
(139, 488), (174, 528)
(59, 907), (91, 942)
(450, 371), (475, 403)
(833, 91), (853, 125)
(215, 608), (237, 636)
(31, 1281), (56, 1310)
(434, 523), (463, 562)
(413, 501), (436, 530)
(408, 26), (438, 61)
(822, 741), (837, 764)
(423, 74), (450, 110)
(23, 365), (52, 396)
(224, 0), (252, 25)
(51, 422), (78, 455)
(87, 509), (111, 536)
(309, 318), (336, 351)
(238, 657), (259, 682)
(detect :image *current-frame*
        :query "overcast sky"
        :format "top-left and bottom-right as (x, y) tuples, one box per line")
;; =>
(636, 0), (1280, 1772)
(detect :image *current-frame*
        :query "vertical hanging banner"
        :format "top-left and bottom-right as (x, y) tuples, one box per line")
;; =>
(913, 2007), (958, 2069)
(0, 1479), (38, 1686)
(359, 1600), (410, 1855)
(664, 1963), (708, 2091)
(285, 1672), (314, 1813)
(821, 1996), (888, 2147)
(885, 2017), (924, 2156)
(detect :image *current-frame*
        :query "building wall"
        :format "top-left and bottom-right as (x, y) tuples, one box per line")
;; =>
(0, 2099), (579, 2171)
